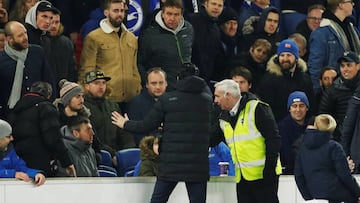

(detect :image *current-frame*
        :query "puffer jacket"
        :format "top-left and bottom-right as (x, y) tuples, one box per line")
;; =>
(124, 76), (212, 182)
(319, 73), (360, 141)
(8, 93), (72, 176)
(138, 11), (193, 90)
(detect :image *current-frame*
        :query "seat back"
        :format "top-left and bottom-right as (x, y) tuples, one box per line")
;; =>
(116, 148), (141, 177)
(133, 160), (142, 176)
(98, 169), (118, 177)
(100, 150), (113, 167)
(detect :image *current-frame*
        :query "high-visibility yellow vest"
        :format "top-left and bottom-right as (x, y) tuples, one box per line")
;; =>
(219, 100), (282, 183)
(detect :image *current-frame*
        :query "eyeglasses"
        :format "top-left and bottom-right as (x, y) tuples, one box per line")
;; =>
(307, 17), (322, 22)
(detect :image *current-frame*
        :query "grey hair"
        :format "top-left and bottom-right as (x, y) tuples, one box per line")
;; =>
(214, 79), (241, 97)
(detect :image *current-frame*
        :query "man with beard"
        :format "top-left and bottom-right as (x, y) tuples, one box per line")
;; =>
(80, 0), (141, 111)
(0, 21), (55, 119)
(82, 69), (135, 158)
(126, 67), (167, 146)
(257, 39), (315, 122)
(48, 12), (77, 84)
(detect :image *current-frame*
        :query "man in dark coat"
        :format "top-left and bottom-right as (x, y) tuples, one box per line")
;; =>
(83, 69), (135, 156)
(240, 6), (281, 55)
(8, 81), (76, 177)
(0, 21), (55, 119)
(112, 64), (212, 203)
(319, 51), (360, 141)
(258, 39), (315, 122)
(342, 87), (360, 171)
(24, 1), (59, 57)
(137, 0), (193, 90)
(187, 0), (224, 85)
(126, 67), (167, 146)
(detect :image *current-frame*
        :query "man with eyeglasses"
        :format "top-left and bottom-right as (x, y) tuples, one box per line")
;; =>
(308, 0), (360, 95)
(295, 4), (325, 60)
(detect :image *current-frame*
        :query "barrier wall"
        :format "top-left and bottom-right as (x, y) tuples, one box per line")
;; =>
(0, 175), (347, 203)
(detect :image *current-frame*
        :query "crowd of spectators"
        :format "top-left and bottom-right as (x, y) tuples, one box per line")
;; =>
(1, 0), (360, 201)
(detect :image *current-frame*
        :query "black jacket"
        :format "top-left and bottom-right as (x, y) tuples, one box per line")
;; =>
(8, 93), (72, 176)
(258, 55), (315, 122)
(124, 76), (212, 182)
(295, 129), (360, 202)
(341, 94), (360, 168)
(319, 73), (360, 141)
(187, 6), (222, 84)
(137, 12), (193, 91)
(240, 7), (282, 55)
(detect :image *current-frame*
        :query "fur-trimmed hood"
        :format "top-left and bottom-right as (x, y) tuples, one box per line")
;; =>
(266, 55), (308, 76)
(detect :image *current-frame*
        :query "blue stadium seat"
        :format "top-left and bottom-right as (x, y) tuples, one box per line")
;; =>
(116, 148), (140, 177)
(133, 160), (141, 176)
(98, 169), (118, 177)
(100, 149), (113, 167)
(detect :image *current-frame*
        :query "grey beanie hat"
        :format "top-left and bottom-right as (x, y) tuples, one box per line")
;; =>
(0, 119), (12, 139)
(59, 79), (84, 105)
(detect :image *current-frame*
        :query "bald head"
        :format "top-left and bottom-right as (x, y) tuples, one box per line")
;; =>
(4, 21), (29, 50)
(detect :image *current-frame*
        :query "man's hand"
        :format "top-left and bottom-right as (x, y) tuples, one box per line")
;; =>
(69, 32), (78, 44)
(111, 111), (129, 128)
(347, 156), (355, 173)
(65, 164), (77, 177)
(15, 172), (30, 182)
(34, 173), (46, 186)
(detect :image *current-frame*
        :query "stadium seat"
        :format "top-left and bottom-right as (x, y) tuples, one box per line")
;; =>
(133, 160), (141, 176)
(100, 149), (113, 167)
(116, 148), (140, 177)
(98, 169), (118, 177)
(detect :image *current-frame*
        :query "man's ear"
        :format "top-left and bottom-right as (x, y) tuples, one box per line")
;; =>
(72, 130), (80, 138)
(104, 10), (109, 18)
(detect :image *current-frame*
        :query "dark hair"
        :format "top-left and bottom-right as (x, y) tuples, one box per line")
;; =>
(30, 81), (53, 99)
(230, 66), (253, 84)
(177, 63), (200, 80)
(146, 67), (167, 83)
(104, 0), (123, 10)
(319, 66), (337, 79)
(68, 116), (91, 132)
(162, 0), (183, 12)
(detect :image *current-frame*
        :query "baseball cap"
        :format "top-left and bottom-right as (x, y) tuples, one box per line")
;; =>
(36, 1), (60, 14)
(83, 69), (111, 84)
(337, 51), (360, 64)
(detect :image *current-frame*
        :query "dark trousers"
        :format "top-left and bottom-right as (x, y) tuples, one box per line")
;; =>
(236, 176), (279, 203)
(150, 178), (207, 203)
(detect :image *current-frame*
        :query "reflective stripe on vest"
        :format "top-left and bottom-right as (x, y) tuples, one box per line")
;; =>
(220, 100), (282, 183)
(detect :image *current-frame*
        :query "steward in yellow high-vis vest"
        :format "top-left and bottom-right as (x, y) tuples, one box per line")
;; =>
(212, 79), (281, 203)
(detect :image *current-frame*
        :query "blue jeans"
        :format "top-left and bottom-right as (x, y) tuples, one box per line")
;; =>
(150, 178), (207, 203)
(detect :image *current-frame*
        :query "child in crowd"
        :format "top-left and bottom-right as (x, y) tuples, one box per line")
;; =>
(137, 136), (159, 176)
(0, 119), (46, 186)
(295, 114), (360, 203)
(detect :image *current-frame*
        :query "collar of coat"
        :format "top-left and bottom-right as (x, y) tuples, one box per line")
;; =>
(99, 18), (128, 34)
(266, 55), (307, 76)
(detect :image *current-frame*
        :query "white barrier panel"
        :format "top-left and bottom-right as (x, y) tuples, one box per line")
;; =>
(0, 176), (358, 203)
